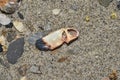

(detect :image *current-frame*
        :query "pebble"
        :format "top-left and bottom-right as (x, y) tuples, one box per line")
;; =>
(110, 12), (117, 19)
(52, 9), (61, 15)
(117, 0), (120, 10)
(29, 65), (42, 74)
(0, 13), (11, 25)
(6, 38), (24, 64)
(28, 32), (44, 45)
(17, 12), (24, 20)
(5, 22), (13, 28)
(98, 0), (113, 7)
(20, 76), (28, 80)
(0, 44), (3, 52)
(85, 16), (90, 22)
(18, 64), (28, 76)
(0, 0), (21, 14)
(7, 30), (17, 42)
(70, 4), (79, 11)
(13, 21), (26, 32)
(0, 57), (10, 68)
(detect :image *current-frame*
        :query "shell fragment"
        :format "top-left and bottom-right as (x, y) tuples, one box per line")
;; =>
(13, 21), (25, 32)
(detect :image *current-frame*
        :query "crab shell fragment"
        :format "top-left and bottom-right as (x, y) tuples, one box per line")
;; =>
(0, 0), (21, 14)
(35, 28), (79, 51)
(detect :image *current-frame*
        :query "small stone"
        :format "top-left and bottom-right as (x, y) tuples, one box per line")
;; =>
(111, 12), (117, 19)
(0, 57), (10, 68)
(18, 64), (28, 76)
(85, 16), (90, 22)
(0, 13), (11, 25)
(6, 38), (24, 64)
(117, 1), (120, 10)
(98, 0), (113, 7)
(5, 22), (13, 28)
(20, 76), (28, 80)
(0, 0), (21, 14)
(0, 44), (3, 52)
(17, 12), (24, 20)
(44, 22), (52, 31)
(29, 65), (42, 74)
(13, 21), (26, 32)
(7, 30), (17, 42)
(70, 4), (79, 11)
(28, 32), (44, 45)
(52, 9), (61, 15)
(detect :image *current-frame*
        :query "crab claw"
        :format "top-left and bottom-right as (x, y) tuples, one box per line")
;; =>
(35, 28), (79, 51)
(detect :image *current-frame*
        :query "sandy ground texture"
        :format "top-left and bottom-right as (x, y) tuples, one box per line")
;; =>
(0, 0), (120, 80)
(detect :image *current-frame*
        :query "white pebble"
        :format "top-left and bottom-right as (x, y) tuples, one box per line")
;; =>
(20, 76), (27, 80)
(52, 9), (61, 15)
(0, 14), (11, 25)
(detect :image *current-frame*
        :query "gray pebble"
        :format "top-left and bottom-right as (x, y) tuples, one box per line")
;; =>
(29, 65), (42, 74)
(7, 30), (17, 42)
(6, 38), (24, 64)
(28, 32), (44, 45)
(98, 0), (113, 7)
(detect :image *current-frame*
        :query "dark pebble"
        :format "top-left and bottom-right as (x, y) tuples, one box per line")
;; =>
(35, 38), (50, 51)
(0, 44), (3, 52)
(117, 1), (120, 10)
(0, 24), (2, 27)
(17, 12), (24, 20)
(6, 38), (24, 64)
(5, 22), (13, 28)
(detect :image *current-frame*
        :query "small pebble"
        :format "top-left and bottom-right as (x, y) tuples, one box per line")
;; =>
(0, 57), (10, 68)
(6, 38), (24, 64)
(13, 21), (26, 32)
(117, 1), (120, 10)
(0, 0), (22, 14)
(70, 4), (79, 11)
(28, 32), (44, 45)
(98, 0), (113, 7)
(20, 76), (28, 80)
(85, 16), (90, 22)
(18, 64), (28, 76)
(5, 22), (13, 28)
(111, 12), (117, 19)
(29, 65), (42, 74)
(7, 30), (17, 42)
(0, 13), (11, 25)
(17, 12), (24, 20)
(52, 9), (61, 15)
(0, 44), (3, 52)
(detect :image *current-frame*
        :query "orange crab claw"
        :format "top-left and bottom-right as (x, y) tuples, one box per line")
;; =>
(35, 28), (79, 51)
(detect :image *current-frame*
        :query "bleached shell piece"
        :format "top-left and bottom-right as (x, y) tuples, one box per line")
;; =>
(13, 21), (25, 32)
(0, 35), (6, 45)
(0, 13), (11, 25)
(20, 76), (27, 80)
(0, 35), (8, 51)
(52, 9), (61, 15)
